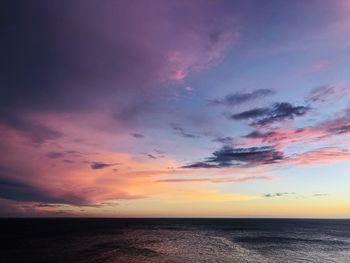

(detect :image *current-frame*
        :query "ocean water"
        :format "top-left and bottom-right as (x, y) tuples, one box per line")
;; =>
(1, 219), (350, 262)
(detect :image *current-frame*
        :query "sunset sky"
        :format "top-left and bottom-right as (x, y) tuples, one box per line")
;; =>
(1, 0), (350, 217)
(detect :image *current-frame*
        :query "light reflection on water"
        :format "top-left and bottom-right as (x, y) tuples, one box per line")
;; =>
(1, 219), (350, 262)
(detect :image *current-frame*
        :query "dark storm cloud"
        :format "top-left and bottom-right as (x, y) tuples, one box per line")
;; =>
(231, 103), (310, 126)
(90, 162), (119, 170)
(0, 112), (63, 144)
(182, 145), (284, 169)
(131, 133), (145, 138)
(211, 89), (274, 106)
(171, 124), (198, 138)
(0, 177), (87, 205)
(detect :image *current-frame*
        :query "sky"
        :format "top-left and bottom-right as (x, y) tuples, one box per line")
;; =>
(1, 0), (350, 218)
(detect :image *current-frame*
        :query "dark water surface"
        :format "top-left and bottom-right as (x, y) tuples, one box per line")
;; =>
(1, 218), (350, 262)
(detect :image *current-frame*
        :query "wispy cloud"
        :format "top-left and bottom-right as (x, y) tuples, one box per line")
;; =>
(131, 133), (145, 138)
(290, 148), (350, 166)
(47, 151), (65, 159)
(243, 130), (279, 141)
(210, 89), (274, 107)
(305, 85), (349, 104)
(90, 162), (119, 170)
(158, 176), (272, 183)
(312, 193), (328, 197)
(143, 153), (158, 159)
(213, 136), (235, 145)
(317, 108), (350, 135)
(0, 112), (63, 144)
(171, 124), (198, 138)
(263, 192), (293, 198)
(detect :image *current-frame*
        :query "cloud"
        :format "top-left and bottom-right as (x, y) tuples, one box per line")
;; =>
(90, 162), (119, 170)
(243, 128), (314, 144)
(313, 193), (328, 197)
(305, 85), (348, 104)
(308, 107), (350, 136)
(320, 109), (350, 135)
(0, 0), (237, 122)
(144, 154), (157, 159)
(0, 112), (63, 144)
(141, 150), (165, 160)
(182, 162), (221, 169)
(264, 192), (328, 198)
(47, 151), (64, 159)
(171, 124), (198, 138)
(243, 129), (301, 144)
(231, 107), (270, 120)
(154, 149), (166, 155)
(328, 124), (350, 135)
(36, 203), (68, 208)
(244, 130), (278, 140)
(131, 133), (145, 138)
(210, 145), (284, 166)
(0, 0), (240, 213)
(66, 150), (84, 155)
(95, 201), (120, 207)
(157, 176), (272, 183)
(306, 85), (336, 104)
(241, 106), (350, 145)
(310, 61), (334, 73)
(0, 177), (88, 205)
(210, 89), (274, 106)
(290, 148), (350, 166)
(263, 192), (292, 198)
(231, 102), (310, 126)
(0, 199), (74, 217)
(213, 136), (235, 145)
(183, 145), (284, 168)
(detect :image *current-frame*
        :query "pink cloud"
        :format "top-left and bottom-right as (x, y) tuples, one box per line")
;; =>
(310, 60), (334, 73)
(0, 113), (180, 208)
(289, 148), (350, 167)
(157, 175), (272, 183)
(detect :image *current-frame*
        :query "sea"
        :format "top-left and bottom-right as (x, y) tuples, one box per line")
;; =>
(1, 218), (350, 262)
